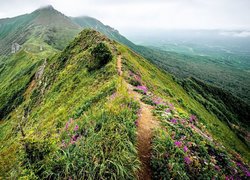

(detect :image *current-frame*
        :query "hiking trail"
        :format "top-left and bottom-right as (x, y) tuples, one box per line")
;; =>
(117, 55), (158, 180)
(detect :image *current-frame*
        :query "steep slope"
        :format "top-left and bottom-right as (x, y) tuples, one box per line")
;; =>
(0, 5), (80, 55)
(118, 46), (250, 179)
(0, 29), (249, 179)
(180, 77), (250, 147)
(0, 29), (140, 179)
(72, 15), (250, 107)
(0, 6), (81, 120)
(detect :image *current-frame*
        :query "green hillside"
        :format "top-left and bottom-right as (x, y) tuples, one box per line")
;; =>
(0, 29), (249, 179)
(0, 5), (80, 55)
(137, 46), (250, 104)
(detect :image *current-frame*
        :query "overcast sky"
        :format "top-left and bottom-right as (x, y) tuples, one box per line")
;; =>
(0, 0), (250, 35)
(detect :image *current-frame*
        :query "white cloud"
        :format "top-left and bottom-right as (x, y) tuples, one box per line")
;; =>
(220, 31), (250, 38)
(0, 0), (249, 35)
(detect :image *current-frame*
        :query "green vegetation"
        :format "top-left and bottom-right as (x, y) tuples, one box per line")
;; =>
(136, 46), (250, 104)
(88, 42), (113, 71)
(0, 29), (141, 179)
(0, 6), (249, 179)
(119, 50), (250, 178)
(179, 77), (250, 147)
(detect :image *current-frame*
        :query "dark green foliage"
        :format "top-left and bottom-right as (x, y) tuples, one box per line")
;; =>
(132, 45), (250, 104)
(141, 95), (156, 106)
(87, 42), (113, 71)
(180, 77), (250, 147)
(0, 52), (40, 119)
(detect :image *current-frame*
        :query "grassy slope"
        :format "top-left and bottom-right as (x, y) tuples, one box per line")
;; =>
(0, 29), (249, 179)
(119, 45), (250, 178)
(0, 30), (140, 179)
(118, 44), (250, 160)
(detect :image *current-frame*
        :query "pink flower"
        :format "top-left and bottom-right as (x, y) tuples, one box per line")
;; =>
(74, 124), (79, 131)
(190, 115), (196, 123)
(65, 122), (69, 130)
(174, 141), (182, 148)
(183, 146), (188, 152)
(168, 103), (174, 110)
(165, 108), (171, 113)
(214, 165), (220, 171)
(71, 134), (80, 144)
(225, 176), (233, 180)
(137, 85), (148, 94)
(171, 119), (177, 124)
(184, 156), (191, 164)
(61, 140), (67, 148)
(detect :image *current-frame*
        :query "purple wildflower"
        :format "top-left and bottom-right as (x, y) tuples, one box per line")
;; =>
(184, 156), (191, 165)
(225, 176), (233, 180)
(183, 146), (188, 152)
(236, 162), (242, 167)
(168, 103), (174, 110)
(165, 108), (171, 113)
(170, 119), (177, 124)
(137, 85), (148, 94)
(214, 165), (220, 171)
(61, 140), (67, 148)
(246, 171), (250, 177)
(74, 124), (79, 131)
(71, 134), (80, 144)
(190, 115), (196, 123)
(174, 141), (182, 148)
(134, 75), (141, 83)
(65, 122), (69, 130)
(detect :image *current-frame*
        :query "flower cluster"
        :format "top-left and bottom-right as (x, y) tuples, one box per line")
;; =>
(138, 87), (250, 179)
(136, 85), (148, 94)
(61, 118), (81, 148)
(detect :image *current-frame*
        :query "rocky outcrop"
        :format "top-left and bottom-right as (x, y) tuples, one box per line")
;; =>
(11, 43), (21, 53)
(35, 59), (47, 80)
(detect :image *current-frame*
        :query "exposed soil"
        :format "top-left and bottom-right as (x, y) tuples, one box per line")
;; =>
(117, 55), (158, 180)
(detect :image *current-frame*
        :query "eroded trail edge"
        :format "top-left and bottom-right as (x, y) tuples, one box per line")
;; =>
(117, 55), (158, 180)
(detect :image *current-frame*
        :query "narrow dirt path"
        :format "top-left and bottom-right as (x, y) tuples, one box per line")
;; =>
(117, 55), (158, 180)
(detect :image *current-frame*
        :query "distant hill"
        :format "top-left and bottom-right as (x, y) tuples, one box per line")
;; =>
(0, 5), (80, 55)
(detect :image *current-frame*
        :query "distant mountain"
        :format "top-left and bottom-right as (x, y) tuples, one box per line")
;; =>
(0, 5), (80, 55)
(71, 16), (137, 49)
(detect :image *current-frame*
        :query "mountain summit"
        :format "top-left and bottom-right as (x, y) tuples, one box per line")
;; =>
(36, 5), (55, 11)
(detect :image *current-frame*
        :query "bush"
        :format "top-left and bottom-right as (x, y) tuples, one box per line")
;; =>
(88, 43), (113, 71)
